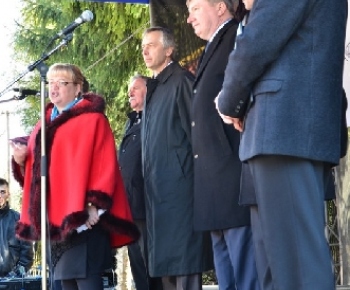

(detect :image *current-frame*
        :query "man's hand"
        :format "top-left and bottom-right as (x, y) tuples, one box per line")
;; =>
(214, 93), (244, 132)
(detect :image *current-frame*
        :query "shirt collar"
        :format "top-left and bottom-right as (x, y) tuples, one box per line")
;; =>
(208, 18), (232, 43)
(50, 96), (83, 121)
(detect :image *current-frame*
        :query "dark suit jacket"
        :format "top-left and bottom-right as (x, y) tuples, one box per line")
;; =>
(191, 19), (250, 231)
(118, 111), (146, 220)
(218, 0), (348, 165)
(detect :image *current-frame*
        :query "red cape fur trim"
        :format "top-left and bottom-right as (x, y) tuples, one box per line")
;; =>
(11, 158), (24, 188)
(16, 211), (89, 242)
(86, 190), (112, 209)
(99, 213), (140, 243)
(16, 210), (140, 244)
(16, 221), (39, 241)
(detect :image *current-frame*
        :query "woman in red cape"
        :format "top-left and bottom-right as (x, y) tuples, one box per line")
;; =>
(11, 63), (139, 290)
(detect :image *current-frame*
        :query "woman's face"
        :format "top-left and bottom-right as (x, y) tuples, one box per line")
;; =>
(48, 72), (81, 112)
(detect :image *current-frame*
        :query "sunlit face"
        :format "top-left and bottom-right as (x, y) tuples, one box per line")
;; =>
(0, 184), (9, 208)
(142, 31), (173, 75)
(47, 72), (81, 112)
(187, 0), (222, 41)
(128, 78), (146, 112)
(242, 0), (254, 10)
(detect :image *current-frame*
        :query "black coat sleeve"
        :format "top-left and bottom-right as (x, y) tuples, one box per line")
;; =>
(17, 239), (34, 272)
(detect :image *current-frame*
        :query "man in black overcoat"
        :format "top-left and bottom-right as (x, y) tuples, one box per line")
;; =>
(141, 27), (213, 290)
(187, 0), (259, 289)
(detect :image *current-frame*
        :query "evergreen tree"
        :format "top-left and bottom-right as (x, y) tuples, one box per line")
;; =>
(14, 0), (150, 142)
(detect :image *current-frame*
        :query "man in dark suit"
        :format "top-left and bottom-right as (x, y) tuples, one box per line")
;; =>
(187, 0), (259, 289)
(216, 0), (348, 289)
(119, 75), (162, 290)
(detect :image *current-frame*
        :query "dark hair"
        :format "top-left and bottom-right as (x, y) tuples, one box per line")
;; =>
(82, 76), (90, 93)
(0, 178), (9, 187)
(233, 0), (248, 22)
(143, 26), (177, 58)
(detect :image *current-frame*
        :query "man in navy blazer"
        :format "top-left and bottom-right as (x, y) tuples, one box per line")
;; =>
(187, 0), (259, 289)
(216, 0), (348, 289)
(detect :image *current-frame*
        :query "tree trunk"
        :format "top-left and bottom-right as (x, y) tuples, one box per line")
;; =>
(116, 246), (135, 290)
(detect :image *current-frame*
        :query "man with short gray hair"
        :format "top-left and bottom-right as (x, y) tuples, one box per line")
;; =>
(141, 27), (213, 290)
(119, 74), (163, 290)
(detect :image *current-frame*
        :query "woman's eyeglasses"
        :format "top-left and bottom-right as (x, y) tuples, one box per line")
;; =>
(47, 81), (76, 87)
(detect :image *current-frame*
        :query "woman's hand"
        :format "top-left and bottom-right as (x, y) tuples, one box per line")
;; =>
(85, 204), (99, 229)
(10, 141), (28, 166)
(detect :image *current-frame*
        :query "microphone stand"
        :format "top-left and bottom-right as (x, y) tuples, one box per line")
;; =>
(0, 33), (74, 290)
(0, 97), (16, 103)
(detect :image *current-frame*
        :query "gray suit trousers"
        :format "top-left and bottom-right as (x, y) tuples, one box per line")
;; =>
(248, 155), (335, 290)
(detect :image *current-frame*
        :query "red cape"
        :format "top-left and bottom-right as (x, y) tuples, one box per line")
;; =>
(13, 94), (139, 248)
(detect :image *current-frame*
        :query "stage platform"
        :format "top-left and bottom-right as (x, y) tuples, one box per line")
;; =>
(203, 286), (350, 290)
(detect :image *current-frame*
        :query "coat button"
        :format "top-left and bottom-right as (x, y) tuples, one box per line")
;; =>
(193, 89), (197, 94)
(194, 154), (199, 159)
(239, 100), (244, 104)
(191, 121), (195, 127)
(122, 149), (126, 153)
(119, 166), (122, 170)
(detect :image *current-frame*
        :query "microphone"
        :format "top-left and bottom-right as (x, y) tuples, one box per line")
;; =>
(13, 88), (40, 100)
(53, 10), (94, 40)
(13, 88), (39, 95)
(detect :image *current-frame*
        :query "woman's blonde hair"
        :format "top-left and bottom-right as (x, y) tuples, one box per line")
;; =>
(47, 63), (85, 86)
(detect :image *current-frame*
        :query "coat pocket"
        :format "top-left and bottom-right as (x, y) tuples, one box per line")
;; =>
(253, 79), (283, 96)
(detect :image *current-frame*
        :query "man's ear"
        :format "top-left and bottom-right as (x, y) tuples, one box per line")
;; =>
(165, 46), (174, 58)
(217, 1), (227, 16)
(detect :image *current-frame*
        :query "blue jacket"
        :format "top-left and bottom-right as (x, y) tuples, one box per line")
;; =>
(218, 0), (348, 165)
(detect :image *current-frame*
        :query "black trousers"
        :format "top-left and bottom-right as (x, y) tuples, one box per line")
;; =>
(128, 220), (163, 290)
(61, 274), (103, 290)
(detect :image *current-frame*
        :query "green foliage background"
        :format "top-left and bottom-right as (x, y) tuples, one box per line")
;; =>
(14, 0), (150, 143)
(12, 0), (218, 284)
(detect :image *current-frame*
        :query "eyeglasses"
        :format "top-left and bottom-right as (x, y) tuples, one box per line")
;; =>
(0, 190), (7, 195)
(48, 80), (76, 88)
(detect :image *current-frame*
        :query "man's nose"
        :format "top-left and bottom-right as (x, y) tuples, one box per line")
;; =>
(187, 14), (192, 24)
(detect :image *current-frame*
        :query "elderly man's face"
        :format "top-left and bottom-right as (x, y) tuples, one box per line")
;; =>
(128, 78), (146, 112)
(187, 0), (223, 41)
